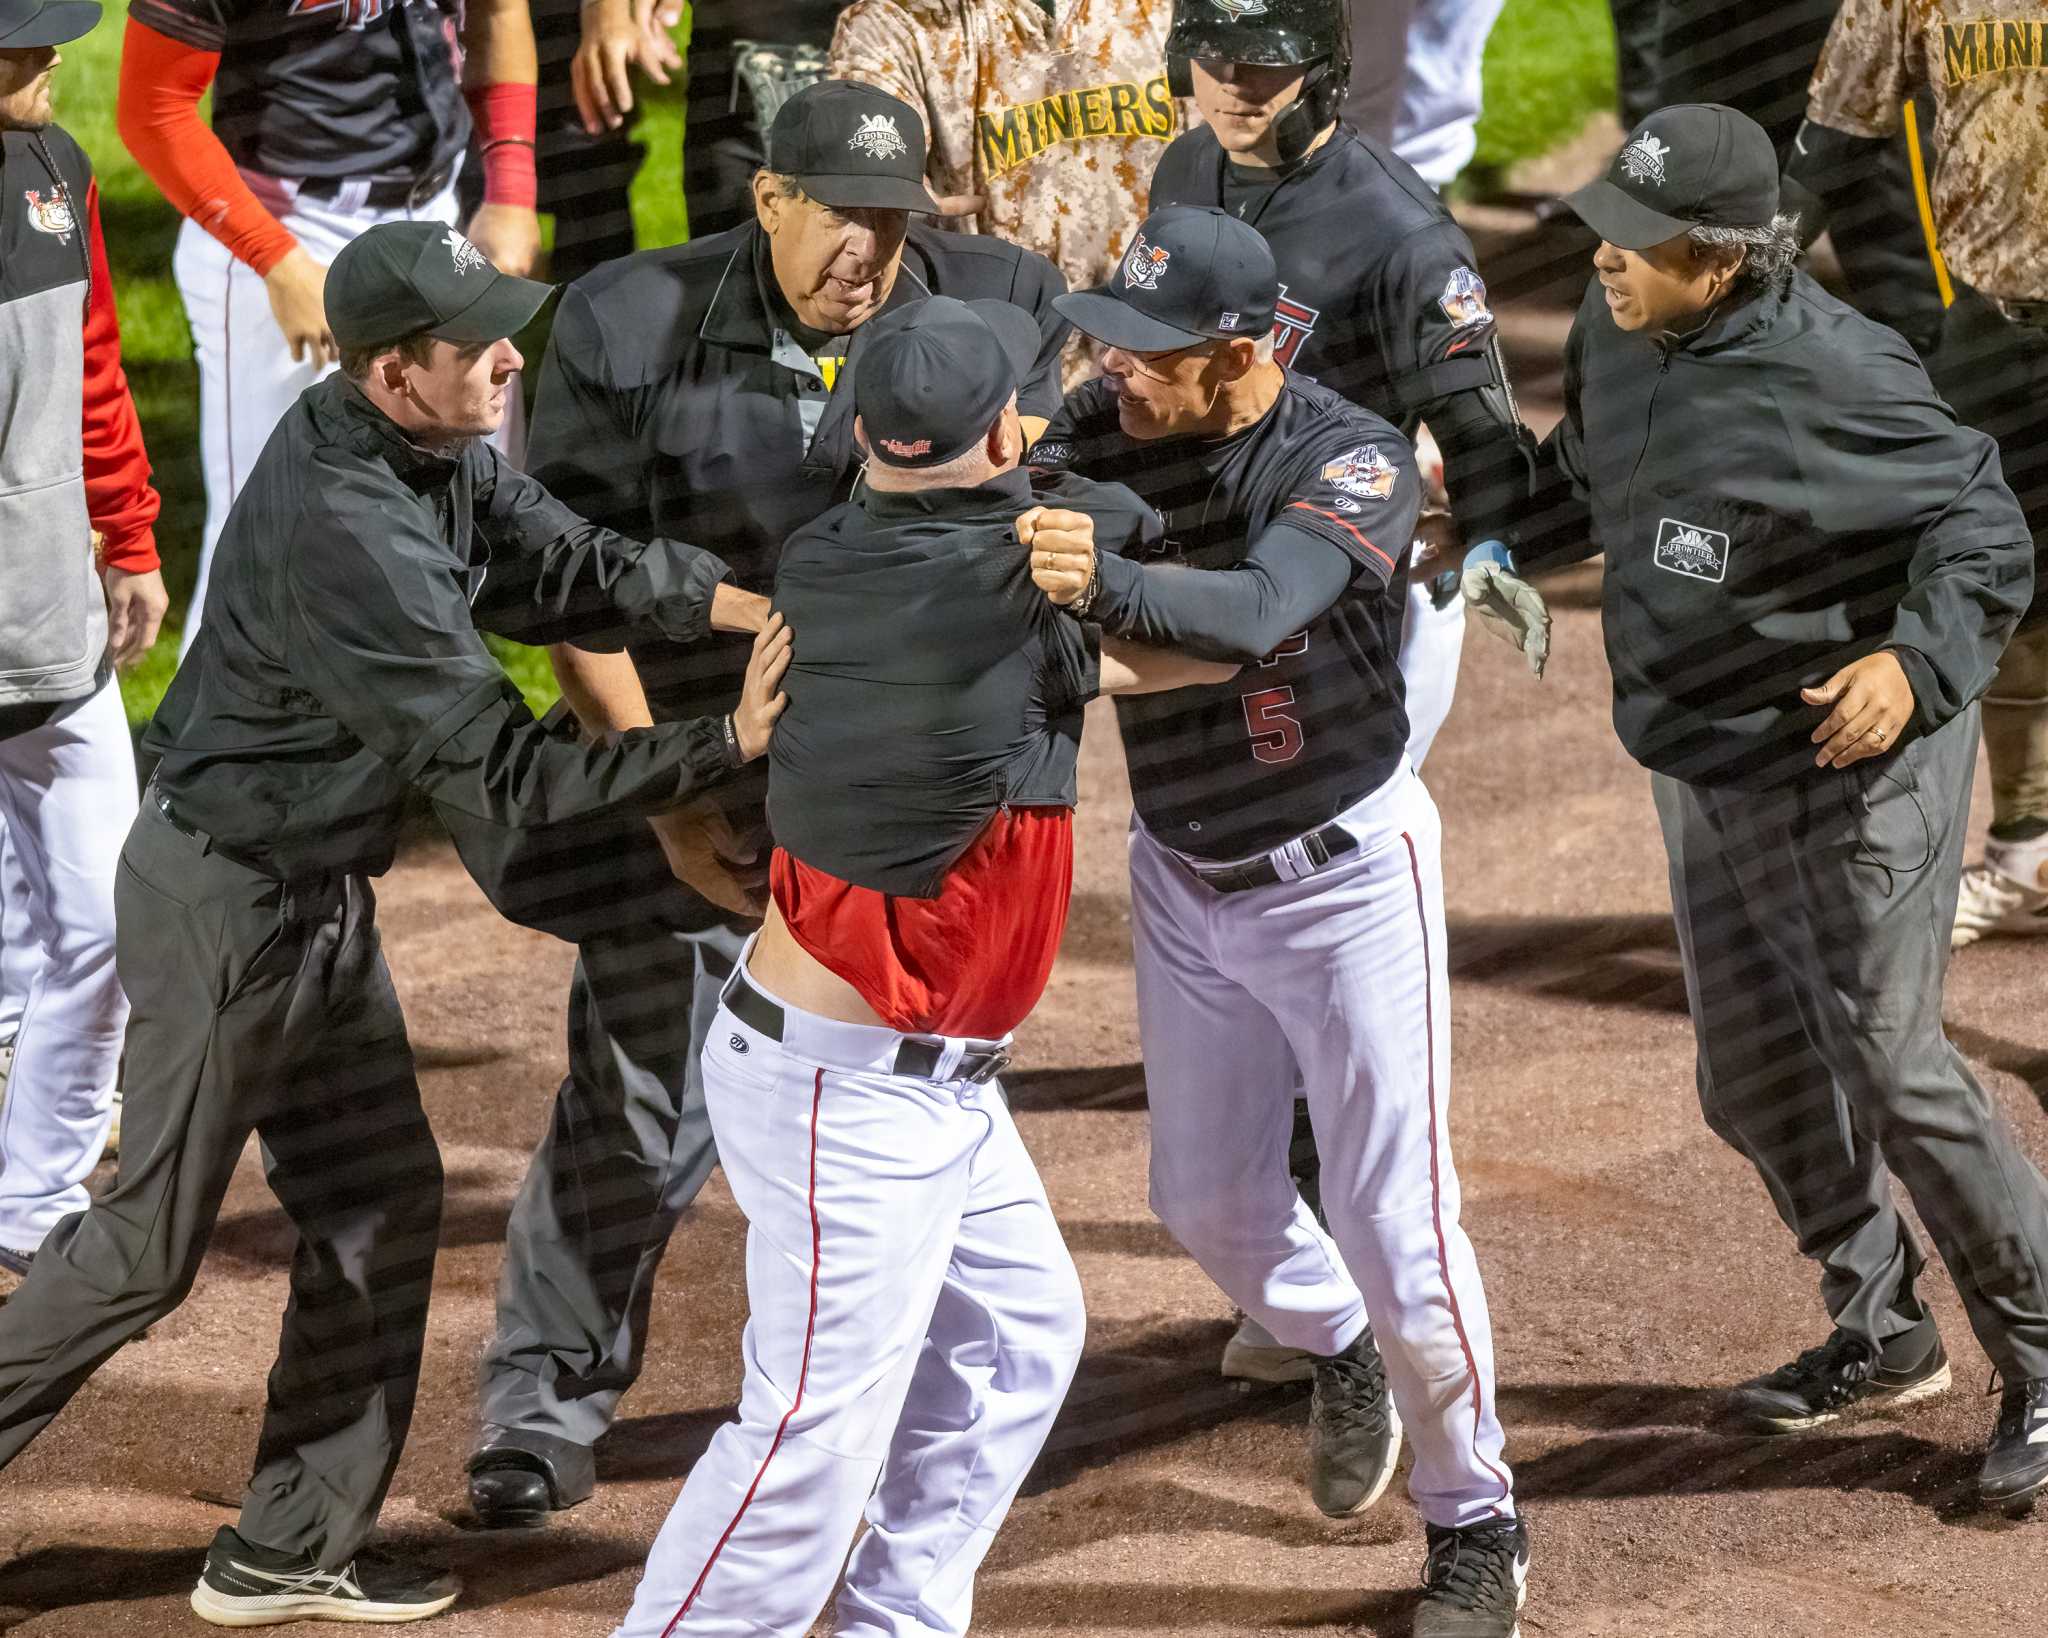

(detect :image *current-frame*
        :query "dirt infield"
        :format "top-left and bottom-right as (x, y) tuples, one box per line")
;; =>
(4, 212), (2046, 1634)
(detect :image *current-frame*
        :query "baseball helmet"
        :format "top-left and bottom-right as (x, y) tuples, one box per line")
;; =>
(1166, 0), (1351, 162)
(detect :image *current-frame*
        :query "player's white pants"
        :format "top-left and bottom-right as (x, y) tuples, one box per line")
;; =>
(1131, 765), (1514, 1530)
(0, 820), (29, 1046)
(0, 678), (135, 1253)
(1392, 0), (1509, 187)
(171, 173), (461, 661)
(613, 966), (1085, 1638)
(1400, 579), (1466, 770)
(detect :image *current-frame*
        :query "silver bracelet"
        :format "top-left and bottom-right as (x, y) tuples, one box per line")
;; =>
(1070, 551), (1102, 619)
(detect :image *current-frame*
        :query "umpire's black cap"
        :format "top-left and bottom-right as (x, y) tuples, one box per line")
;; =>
(854, 296), (1041, 468)
(766, 81), (940, 215)
(0, 0), (102, 47)
(325, 221), (552, 353)
(1055, 205), (1278, 353)
(1566, 104), (1780, 250)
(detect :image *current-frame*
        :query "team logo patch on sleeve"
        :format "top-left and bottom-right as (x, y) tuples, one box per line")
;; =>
(850, 114), (908, 160)
(443, 229), (487, 276)
(1619, 133), (1671, 185)
(1031, 441), (1074, 465)
(1321, 444), (1397, 501)
(1124, 234), (1171, 290)
(23, 188), (74, 241)
(1654, 517), (1730, 583)
(1438, 266), (1492, 329)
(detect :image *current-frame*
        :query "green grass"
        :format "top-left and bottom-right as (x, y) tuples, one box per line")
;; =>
(67, 0), (1607, 723)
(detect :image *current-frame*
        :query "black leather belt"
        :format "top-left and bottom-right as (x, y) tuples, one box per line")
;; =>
(724, 970), (1011, 1085)
(298, 160), (457, 212)
(1186, 822), (1359, 895)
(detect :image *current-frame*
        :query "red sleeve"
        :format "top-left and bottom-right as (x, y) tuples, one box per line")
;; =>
(464, 82), (538, 208)
(80, 177), (162, 574)
(116, 16), (299, 276)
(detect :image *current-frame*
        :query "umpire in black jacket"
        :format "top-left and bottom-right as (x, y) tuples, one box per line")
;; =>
(0, 222), (790, 1625)
(1491, 104), (2048, 1511)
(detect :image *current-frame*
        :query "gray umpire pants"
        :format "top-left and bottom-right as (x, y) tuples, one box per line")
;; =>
(1654, 703), (2048, 1383)
(476, 912), (745, 1465)
(0, 798), (443, 1569)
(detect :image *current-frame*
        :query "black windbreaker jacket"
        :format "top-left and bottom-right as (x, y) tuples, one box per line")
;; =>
(1516, 270), (2032, 787)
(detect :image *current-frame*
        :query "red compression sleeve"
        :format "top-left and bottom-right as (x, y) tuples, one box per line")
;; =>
(465, 83), (539, 208)
(80, 177), (162, 573)
(116, 17), (298, 275)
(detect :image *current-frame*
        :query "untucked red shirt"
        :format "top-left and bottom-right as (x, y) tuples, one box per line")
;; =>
(771, 807), (1073, 1040)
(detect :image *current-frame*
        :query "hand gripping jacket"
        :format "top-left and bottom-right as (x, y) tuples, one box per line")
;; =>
(1164, 0), (1350, 162)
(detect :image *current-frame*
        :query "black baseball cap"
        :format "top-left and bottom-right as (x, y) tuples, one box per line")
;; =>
(854, 295), (1041, 468)
(766, 80), (939, 215)
(1054, 205), (1277, 353)
(0, 0), (102, 47)
(324, 221), (553, 352)
(1566, 104), (1780, 250)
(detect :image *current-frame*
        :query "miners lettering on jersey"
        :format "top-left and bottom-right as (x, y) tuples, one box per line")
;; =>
(975, 78), (1178, 177)
(1942, 17), (2048, 83)
(1271, 284), (1321, 369)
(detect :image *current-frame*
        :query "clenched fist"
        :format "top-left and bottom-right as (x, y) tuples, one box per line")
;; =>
(1017, 505), (1097, 606)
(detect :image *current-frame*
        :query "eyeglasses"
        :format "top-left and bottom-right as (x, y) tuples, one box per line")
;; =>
(1110, 343), (1198, 382)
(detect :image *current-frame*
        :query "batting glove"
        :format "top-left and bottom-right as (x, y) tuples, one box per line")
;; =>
(1460, 540), (1551, 680)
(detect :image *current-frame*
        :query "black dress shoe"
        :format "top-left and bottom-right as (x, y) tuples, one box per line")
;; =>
(465, 1426), (595, 1528)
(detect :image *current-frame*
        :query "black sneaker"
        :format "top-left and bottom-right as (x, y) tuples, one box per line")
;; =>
(1981, 1376), (2048, 1510)
(1413, 1516), (1530, 1637)
(1308, 1326), (1403, 1516)
(190, 1527), (459, 1626)
(1730, 1325), (1951, 1433)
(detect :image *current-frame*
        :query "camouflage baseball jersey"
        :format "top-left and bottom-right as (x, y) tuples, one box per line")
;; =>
(1807, 0), (2048, 299)
(829, 0), (1192, 383)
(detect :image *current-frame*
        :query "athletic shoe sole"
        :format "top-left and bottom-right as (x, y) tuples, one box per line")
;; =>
(191, 1582), (459, 1627)
(1738, 1360), (1953, 1433)
(1221, 1335), (1316, 1385)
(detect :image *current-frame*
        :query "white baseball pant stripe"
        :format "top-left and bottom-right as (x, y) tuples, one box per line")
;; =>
(1131, 765), (1514, 1528)
(172, 171), (518, 660)
(1400, 579), (1465, 770)
(0, 677), (135, 1252)
(612, 971), (1085, 1638)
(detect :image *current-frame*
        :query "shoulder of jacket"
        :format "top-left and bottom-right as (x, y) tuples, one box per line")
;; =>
(563, 235), (737, 367)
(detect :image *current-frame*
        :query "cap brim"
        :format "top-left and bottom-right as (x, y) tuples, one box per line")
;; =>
(0, 0), (102, 46)
(1053, 289), (1208, 353)
(796, 172), (940, 214)
(430, 271), (555, 345)
(1563, 178), (1692, 251)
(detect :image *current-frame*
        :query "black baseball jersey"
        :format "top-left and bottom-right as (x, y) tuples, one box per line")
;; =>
(129, 0), (470, 184)
(1035, 372), (1422, 860)
(1151, 125), (1529, 544)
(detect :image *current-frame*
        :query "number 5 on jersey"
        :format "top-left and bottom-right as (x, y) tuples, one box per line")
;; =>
(1243, 630), (1309, 763)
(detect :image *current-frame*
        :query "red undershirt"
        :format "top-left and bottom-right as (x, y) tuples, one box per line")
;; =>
(770, 807), (1074, 1040)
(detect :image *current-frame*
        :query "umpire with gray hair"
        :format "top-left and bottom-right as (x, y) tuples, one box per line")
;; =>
(1478, 103), (2048, 1510)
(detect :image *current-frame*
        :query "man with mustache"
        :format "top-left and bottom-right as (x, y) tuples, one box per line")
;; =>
(464, 78), (1071, 1528)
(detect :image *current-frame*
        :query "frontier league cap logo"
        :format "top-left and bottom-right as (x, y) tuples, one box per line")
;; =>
(443, 230), (487, 276)
(1209, 0), (1269, 14)
(849, 113), (908, 160)
(1618, 133), (1671, 186)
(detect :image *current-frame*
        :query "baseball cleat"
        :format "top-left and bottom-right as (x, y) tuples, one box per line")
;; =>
(191, 1527), (459, 1626)
(1412, 1515), (1529, 1637)
(1730, 1325), (1951, 1432)
(1951, 862), (2048, 948)
(1221, 1313), (1315, 1384)
(1308, 1326), (1404, 1516)
(1980, 1377), (2048, 1511)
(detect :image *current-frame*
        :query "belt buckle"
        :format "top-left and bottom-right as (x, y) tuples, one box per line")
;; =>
(407, 166), (446, 212)
(963, 1049), (1010, 1086)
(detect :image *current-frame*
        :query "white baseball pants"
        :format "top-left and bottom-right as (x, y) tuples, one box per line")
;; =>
(612, 968), (1085, 1638)
(0, 678), (135, 1252)
(1392, 0), (1510, 188)
(1400, 579), (1466, 770)
(0, 821), (28, 1045)
(1131, 765), (1514, 1529)
(171, 174), (462, 661)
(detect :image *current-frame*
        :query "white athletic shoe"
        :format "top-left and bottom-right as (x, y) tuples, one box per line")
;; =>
(1220, 1313), (1315, 1384)
(1951, 862), (2048, 949)
(191, 1528), (459, 1627)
